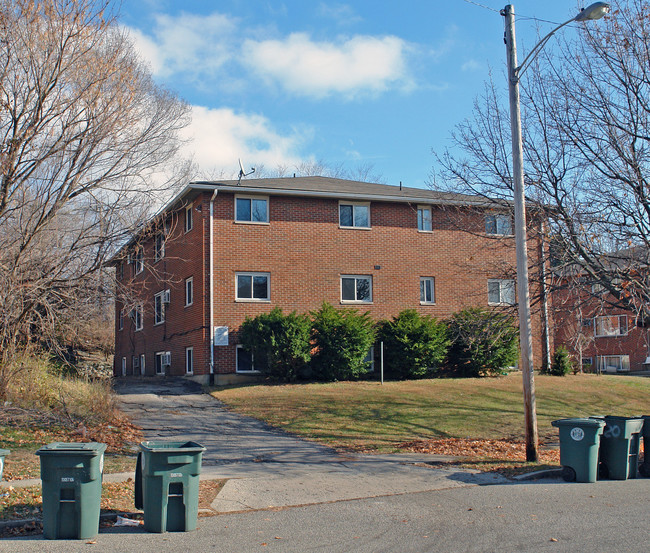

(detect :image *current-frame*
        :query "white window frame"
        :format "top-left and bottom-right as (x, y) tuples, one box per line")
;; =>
(185, 347), (194, 375)
(598, 354), (630, 373)
(420, 277), (435, 304)
(121, 357), (126, 376)
(154, 232), (165, 262)
(341, 275), (373, 304)
(339, 201), (371, 229)
(185, 203), (193, 233)
(133, 304), (143, 331)
(134, 247), (144, 275)
(417, 205), (433, 232)
(154, 291), (166, 325)
(236, 345), (259, 374)
(485, 213), (513, 236)
(236, 272), (270, 302)
(235, 195), (269, 224)
(488, 279), (515, 306)
(185, 277), (194, 307)
(594, 315), (628, 337)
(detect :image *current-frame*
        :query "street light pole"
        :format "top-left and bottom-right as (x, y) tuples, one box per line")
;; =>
(500, 3), (610, 462)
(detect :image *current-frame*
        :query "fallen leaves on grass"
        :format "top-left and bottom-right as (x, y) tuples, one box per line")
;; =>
(398, 437), (560, 464)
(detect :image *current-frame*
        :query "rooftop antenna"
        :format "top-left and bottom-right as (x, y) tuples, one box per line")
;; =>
(238, 158), (255, 185)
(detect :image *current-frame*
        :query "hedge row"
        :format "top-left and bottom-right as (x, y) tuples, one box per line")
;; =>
(239, 303), (520, 382)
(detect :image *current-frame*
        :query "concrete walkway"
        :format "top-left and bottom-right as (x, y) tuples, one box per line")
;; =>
(113, 377), (511, 513)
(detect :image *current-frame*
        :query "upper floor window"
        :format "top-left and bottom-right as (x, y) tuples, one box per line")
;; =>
(420, 277), (435, 304)
(185, 203), (193, 233)
(118, 309), (124, 331)
(417, 206), (432, 232)
(134, 247), (144, 275)
(485, 213), (512, 236)
(594, 315), (628, 337)
(236, 272), (270, 301)
(339, 202), (370, 229)
(341, 275), (372, 303)
(132, 304), (143, 331)
(236, 195), (269, 223)
(154, 290), (169, 325)
(154, 232), (165, 262)
(488, 279), (515, 306)
(185, 277), (194, 307)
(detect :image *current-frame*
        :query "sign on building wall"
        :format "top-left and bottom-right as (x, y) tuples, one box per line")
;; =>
(213, 326), (229, 346)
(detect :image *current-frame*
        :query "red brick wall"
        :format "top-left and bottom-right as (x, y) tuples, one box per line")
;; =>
(115, 189), (548, 378)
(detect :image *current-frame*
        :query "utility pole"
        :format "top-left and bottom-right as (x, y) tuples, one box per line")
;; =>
(502, 4), (539, 462)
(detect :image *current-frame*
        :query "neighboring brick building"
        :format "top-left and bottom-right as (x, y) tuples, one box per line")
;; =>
(112, 177), (548, 384)
(553, 276), (649, 373)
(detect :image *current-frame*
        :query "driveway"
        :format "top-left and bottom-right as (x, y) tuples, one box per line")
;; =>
(114, 377), (511, 512)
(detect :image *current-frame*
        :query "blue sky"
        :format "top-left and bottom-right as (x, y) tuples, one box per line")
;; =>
(118, 1), (607, 188)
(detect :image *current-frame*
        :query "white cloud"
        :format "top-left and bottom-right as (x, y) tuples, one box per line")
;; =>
(125, 12), (237, 79)
(461, 59), (481, 72)
(317, 3), (363, 26)
(180, 106), (309, 176)
(242, 33), (412, 99)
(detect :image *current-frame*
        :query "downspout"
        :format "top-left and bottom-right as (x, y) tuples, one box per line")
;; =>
(209, 189), (218, 385)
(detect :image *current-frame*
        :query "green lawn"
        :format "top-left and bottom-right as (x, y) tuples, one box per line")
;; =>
(211, 373), (650, 451)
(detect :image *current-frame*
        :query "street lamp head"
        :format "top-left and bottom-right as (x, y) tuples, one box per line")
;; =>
(574, 2), (610, 22)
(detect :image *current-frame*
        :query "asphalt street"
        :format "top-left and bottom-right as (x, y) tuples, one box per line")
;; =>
(5, 479), (649, 552)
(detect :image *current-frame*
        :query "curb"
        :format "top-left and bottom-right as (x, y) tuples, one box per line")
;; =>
(512, 468), (563, 481)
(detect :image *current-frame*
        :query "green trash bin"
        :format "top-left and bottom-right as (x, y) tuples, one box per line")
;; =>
(598, 416), (644, 480)
(639, 416), (650, 477)
(551, 418), (605, 482)
(36, 442), (106, 540)
(0, 449), (9, 481)
(136, 440), (206, 533)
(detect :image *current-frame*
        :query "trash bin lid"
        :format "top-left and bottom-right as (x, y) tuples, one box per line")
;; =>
(140, 440), (206, 454)
(551, 418), (605, 428)
(36, 442), (107, 456)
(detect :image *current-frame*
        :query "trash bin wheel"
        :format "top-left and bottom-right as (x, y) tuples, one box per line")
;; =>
(639, 463), (649, 477)
(598, 462), (609, 480)
(561, 466), (576, 482)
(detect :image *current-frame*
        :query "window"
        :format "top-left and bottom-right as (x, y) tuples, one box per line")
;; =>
(154, 233), (165, 261)
(488, 279), (515, 305)
(185, 347), (194, 375)
(417, 206), (432, 232)
(121, 357), (126, 376)
(420, 277), (435, 304)
(364, 347), (375, 373)
(236, 272), (270, 301)
(594, 315), (628, 337)
(185, 203), (193, 232)
(598, 355), (630, 373)
(132, 304), (143, 331)
(155, 351), (171, 375)
(118, 309), (123, 331)
(134, 247), (144, 275)
(132, 355), (140, 373)
(339, 202), (370, 228)
(235, 195), (269, 223)
(185, 277), (194, 307)
(154, 291), (167, 325)
(236, 345), (258, 373)
(341, 275), (372, 303)
(485, 214), (512, 236)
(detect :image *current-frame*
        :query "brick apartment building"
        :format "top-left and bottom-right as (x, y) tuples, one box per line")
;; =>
(112, 177), (548, 384)
(553, 275), (650, 373)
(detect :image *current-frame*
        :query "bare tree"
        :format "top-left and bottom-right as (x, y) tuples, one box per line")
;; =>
(433, 0), (650, 327)
(0, 0), (190, 396)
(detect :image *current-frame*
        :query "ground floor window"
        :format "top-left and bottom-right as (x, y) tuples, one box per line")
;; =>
(155, 351), (171, 375)
(186, 347), (194, 374)
(597, 355), (630, 373)
(236, 345), (258, 373)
